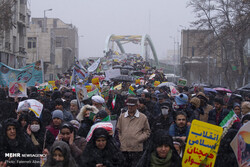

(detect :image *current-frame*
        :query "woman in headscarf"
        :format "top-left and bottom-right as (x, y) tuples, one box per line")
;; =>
(76, 105), (98, 137)
(136, 129), (181, 167)
(57, 122), (86, 164)
(233, 103), (242, 119)
(26, 116), (55, 154)
(43, 140), (77, 167)
(0, 118), (38, 167)
(81, 128), (124, 167)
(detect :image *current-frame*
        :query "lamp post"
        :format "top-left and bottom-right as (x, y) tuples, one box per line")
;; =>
(43, 9), (52, 32)
(170, 36), (176, 76)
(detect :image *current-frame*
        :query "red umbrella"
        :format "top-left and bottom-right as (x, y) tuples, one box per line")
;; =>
(214, 87), (232, 93)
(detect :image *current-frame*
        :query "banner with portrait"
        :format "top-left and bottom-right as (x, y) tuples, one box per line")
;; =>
(0, 60), (43, 87)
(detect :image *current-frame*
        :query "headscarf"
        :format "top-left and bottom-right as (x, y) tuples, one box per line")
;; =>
(44, 141), (77, 167)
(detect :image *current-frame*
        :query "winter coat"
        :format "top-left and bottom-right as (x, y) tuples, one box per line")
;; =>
(199, 104), (213, 122)
(136, 130), (181, 167)
(81, 128), (124, 167)
(208, 108), (230, 125)
(43, 141), (77, 167)
(168, 124), (190, 138)
(116, 110), (151, 152)
(151, 114), (173, 134)
(28, 117), (55, 153)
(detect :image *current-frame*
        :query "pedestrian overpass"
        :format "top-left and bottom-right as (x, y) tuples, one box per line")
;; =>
(104, 34), (159, 66)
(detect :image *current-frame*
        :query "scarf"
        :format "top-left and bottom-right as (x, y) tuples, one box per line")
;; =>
(31, 133), (40, 146)
(150, 149), (172, 167)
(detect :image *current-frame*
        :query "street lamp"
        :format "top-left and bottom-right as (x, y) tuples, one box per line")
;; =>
(43, 8), (52, 32)
(170, 36), (176, 76)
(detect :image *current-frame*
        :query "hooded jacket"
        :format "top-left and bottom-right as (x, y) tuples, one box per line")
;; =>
(81, 128), (124, 167)
(0, 118), (38, 167)
(136, 130), (181, 167)
(43, 141), (77, 167)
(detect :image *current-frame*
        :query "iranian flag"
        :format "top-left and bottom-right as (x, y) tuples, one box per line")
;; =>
(220, 110), (240, 129)
(111, 95), (117, 109)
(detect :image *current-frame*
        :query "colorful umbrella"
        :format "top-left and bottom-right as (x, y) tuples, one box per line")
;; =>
(214, 87), (232, 93)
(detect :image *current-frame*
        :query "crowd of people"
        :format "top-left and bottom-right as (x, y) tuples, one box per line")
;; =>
(0, 68), (250, 167)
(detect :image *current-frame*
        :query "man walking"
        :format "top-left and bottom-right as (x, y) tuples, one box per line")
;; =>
(116, 97), (151, 167)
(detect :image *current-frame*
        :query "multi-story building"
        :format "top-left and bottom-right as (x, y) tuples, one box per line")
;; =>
(26, 18), (78, 81)
(180, 29), (215, 85)
(0, 0), (30, 68)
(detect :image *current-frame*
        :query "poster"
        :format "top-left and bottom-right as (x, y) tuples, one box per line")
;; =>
(182, 120), (223, 167)
(0, 60), (43, 87)
(231, 121), (250, 166)
(177, 78), (187, 86)
(75, 84), (88, 108)
(17, 99), (43, 118)
(9, 82), (27, 97)
(105, 69), (121, 80)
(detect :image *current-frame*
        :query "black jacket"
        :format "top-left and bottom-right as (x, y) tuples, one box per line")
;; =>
(208, 108), (230, 125)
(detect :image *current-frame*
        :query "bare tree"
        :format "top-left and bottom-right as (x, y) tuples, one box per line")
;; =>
(188, 0), (250, 89)
(0, 0), (16, 37)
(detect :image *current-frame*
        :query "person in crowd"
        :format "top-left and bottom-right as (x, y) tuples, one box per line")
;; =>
(136, 130), (181, 167)
(189, 96), (203, 120)
(233, 103), (242, 119)
(197, 92), (213, 122)
(0, 118), (38, 167)
(76, 104), (98, 137)
(137, 97), (154, 127)
(62, 91), (73, 111)
(43, 140), (77, 167)
(81, 128), (124, 167)
(55, 98), (74, 121)
(92, 95), (106, 111)
(208, 97), (230, 125)
(152, 102), (173, 134)
(107, 92), (124, 117)
(26, 116), (55, 154)
(0, 88), (17, 123)
(46, 110), (64, 138)
(69, 99), (79, 119)
(174, 93), (194, 125)
(173, 138), (185, 158)
(17, 113), (29, 131)
(169, 111), (190, 142)
(116, 97), (151, 167)
(241, 114), (250, 125)
(215, 129), (238, 167)
(57, 122), (86, 164)
(241, 101), (250, 117)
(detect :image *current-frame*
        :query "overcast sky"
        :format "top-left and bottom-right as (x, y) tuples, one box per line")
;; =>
(29, 0), (195, 60)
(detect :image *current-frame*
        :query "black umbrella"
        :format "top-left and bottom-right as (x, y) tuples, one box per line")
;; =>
(131, 71), (144, 76)
(238, 83), (250, 90)
(112, 65), (122, 69)
(122, 65), (134, 70)
(110, 75), (135, 82)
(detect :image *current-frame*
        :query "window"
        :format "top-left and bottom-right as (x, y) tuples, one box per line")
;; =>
(27, 37), (36, 49)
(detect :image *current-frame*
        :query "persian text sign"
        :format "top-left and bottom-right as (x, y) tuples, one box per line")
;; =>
(182, 120), (223, 167)
(0, 61), (43, 87)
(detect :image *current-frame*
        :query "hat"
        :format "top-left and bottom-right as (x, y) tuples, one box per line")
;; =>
(233, 102), (241, 109)
(197, 92), (208, 101)
(92, 95), (105, 104)
(96, 110), (108, 119)
(70, 120), (80, 130)
(158, 93), (165, 100)
(70, 99), (78, 105)
(52, 110), (63, 120)
(161, 102), (171, 108)
(126, 97), (138, 106)
(175, 94), (188, 105)
(190, 97), (200, 108)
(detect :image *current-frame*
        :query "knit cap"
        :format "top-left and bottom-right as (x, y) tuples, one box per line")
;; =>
(52, 110), (63, 120)
(175, 94), (188, 105)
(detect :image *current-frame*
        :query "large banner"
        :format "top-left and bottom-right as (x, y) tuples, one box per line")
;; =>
(88, 58), (100, 73)
(182, 120), (223, 167)
(0, 60), (43, 87)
